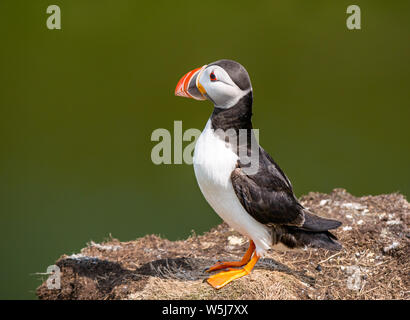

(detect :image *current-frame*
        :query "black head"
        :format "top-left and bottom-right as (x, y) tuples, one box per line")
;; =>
(207, 59), (252, 91)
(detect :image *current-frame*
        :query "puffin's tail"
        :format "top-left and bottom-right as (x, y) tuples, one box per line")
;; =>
(281, 228), (342, 251)
(276, 210), (342, 251)
(301, 209), (342, 232)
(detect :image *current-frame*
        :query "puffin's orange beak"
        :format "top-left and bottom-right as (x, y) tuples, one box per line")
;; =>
(175, 65), (207, 100)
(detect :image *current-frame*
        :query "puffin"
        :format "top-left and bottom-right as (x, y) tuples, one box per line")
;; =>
(174, 59), (342, 289)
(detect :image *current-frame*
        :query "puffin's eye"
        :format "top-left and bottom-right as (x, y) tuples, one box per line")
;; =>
(210, 72), (217, 82)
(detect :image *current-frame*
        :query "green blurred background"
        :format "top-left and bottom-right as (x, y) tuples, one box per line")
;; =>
(0, 0), (409, 299)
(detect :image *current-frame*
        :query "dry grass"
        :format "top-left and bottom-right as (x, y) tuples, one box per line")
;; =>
(37, 189), (409, 300)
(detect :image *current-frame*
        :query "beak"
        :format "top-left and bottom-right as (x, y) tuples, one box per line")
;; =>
(175, 65), (207, 100)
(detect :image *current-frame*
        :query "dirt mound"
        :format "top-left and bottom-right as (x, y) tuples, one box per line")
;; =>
(36, 189), (409, 300)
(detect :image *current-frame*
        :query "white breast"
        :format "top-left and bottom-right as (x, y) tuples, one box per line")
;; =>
(193, 119), (272, 255)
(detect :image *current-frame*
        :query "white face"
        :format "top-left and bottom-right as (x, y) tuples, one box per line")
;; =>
(198, 65), (251, 109)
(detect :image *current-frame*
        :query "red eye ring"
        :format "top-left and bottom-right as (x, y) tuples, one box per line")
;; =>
(210, 71), (217, 81)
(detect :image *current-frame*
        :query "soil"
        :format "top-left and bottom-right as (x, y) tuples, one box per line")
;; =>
(36, 188), (409, 300)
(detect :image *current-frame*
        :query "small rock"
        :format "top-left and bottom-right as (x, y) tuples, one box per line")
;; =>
(315, 264), (322, 272)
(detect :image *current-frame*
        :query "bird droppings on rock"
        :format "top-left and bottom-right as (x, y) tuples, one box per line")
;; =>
(383, 242), (400, 253)
(362, 209), (370, 215)
(319, 199), (329, 206)
(36, 189), (409, 300)
(380, 228), (389, 238)
(341, 202), (367, 211)
(65, 253), (100, 263)
(386, 219), (401, 225)
(227, 235), (245, 246)
(88, 241), (122, 251)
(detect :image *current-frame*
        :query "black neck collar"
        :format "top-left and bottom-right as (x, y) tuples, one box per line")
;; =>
(210, 91), (253, 132)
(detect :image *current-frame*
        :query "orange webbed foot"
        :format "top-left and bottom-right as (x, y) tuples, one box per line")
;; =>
(207, 268), (249, 289)
(206, 253), (260, 289)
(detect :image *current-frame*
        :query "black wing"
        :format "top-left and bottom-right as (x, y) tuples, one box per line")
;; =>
(231, 147), (305, 226)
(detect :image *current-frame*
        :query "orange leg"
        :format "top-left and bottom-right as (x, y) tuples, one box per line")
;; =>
(207, 253), (260, 289)
(205, 240), (255, 272)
